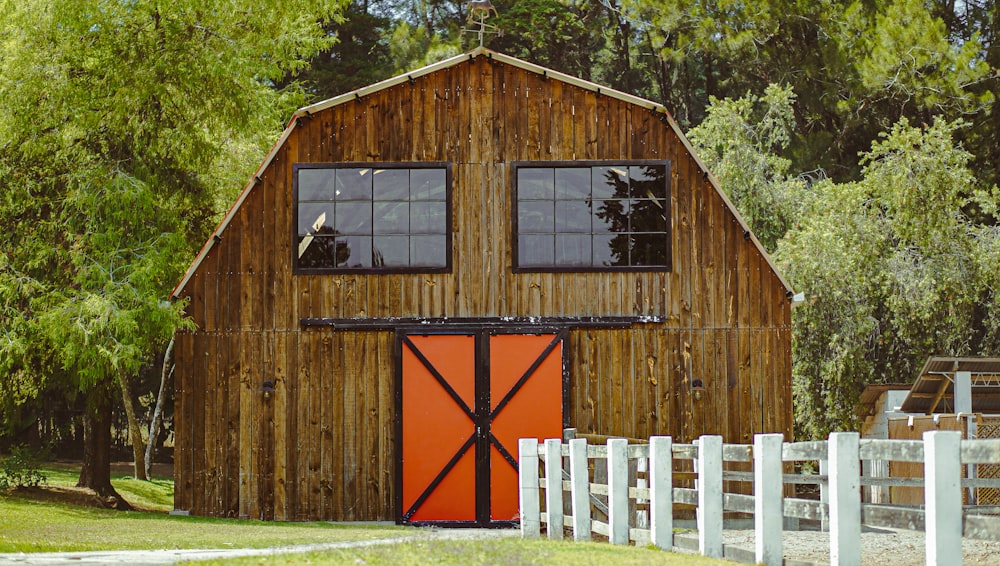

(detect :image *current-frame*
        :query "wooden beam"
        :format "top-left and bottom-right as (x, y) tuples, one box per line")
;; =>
(927, 377), (952, 415)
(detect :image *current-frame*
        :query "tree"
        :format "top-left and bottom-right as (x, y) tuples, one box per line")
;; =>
(0, 0), (345, 500)
(287, 1), (397, 99)
(686, 84), (805, 252)
(775, 118), (1000, 438)
(619, 0), (996, 183)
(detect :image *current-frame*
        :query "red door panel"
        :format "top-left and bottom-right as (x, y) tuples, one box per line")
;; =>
(399, 331), (564, 526)
(489, 334), (564, 521)
(400, 335), (476, 522)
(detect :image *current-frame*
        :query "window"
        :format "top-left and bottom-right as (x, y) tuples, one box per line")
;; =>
(294, 163), (451, 273)
(512, 161), (671, 271)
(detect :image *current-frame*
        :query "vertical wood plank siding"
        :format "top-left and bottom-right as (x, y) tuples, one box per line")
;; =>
(173, 58), (792, 520)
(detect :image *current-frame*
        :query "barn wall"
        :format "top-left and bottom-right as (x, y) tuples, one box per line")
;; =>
(174, 57), (792, 520)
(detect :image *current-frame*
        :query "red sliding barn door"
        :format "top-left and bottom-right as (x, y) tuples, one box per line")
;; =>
(398, 330), (565, 526)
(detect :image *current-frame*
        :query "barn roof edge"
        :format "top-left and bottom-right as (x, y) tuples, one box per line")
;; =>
(171, 47), (793, 299)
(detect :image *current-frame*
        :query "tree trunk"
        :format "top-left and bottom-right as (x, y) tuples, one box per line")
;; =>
(78, 388), (131, 509)
(117, 371), (148, 481)
(145, 336), (174, 479)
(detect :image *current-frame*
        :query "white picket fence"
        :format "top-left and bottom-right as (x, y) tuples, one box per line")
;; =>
(518, 431), (1000, 566)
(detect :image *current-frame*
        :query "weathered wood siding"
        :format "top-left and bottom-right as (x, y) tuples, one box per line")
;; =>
(174, 57), (792, 521)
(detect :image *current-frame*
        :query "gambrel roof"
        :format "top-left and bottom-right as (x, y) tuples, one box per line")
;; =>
(172, 47), (792, 299)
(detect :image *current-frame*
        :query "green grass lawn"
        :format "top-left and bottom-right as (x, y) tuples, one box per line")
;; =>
(1, 462), (732, 565)
(0, 461), (405, 553)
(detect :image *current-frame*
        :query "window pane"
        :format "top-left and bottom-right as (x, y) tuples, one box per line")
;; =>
(555, 168), (590, 199)
(593, 199), (629, 233)
(593, 234), (629, 267)
(410, 201), (446, 234)
(336, 168), (373, 200)
(592, 166), (629, 199)
(628, 199), (668, 233)
(555, 234), (591, 267)
(373, 235), (409, 267)
(518, 235), (554, 267)
(373, 169), (410, 200)
(410, 235), (447, 267)
(518, 200), (553, 233)
(298, 203), (335, 236)
(298, 169), (336, 201)
(630, 233), (669, 266)
(555, 200), (591, 233)
(373, 201), (408, 234)
(297, 235), (341, 268)
(335, 201), (372, 235)
(518, 168), (554, 199)
(411, 169), (446, 200)
(514, 163), (669, 270)
(335, 236), (372, 268)
(629, 165), (667, 199)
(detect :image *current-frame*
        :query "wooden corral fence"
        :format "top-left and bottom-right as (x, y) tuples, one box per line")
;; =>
(518, 431), (1000, 566)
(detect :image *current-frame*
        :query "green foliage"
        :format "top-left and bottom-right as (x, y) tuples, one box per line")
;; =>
(619, 0), (997, 183)
(489, 0), (607, 80)
(288, 1), (397, 99)
(776, 118), (1000, 438)
(687, 84), (805, 251)
(0, 0), (346, 443)
(0, 446), (47, 489)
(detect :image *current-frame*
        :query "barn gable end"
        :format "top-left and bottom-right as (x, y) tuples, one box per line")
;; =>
(172, 48), (793, 522)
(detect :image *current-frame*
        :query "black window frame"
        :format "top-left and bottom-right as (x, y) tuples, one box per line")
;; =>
(511, 160), (672, 273)
(292, 161), (453, 275)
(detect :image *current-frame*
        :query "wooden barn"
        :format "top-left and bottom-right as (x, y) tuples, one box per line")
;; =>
(170, 47), (794, 525)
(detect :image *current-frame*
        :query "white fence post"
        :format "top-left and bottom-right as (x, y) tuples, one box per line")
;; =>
(828, 432), (860, 566)
(649, 435), (673, 551)
(569, 438), (591, 541)
(924, 430), (962, 566)
(519, 438), (540, 538)
(544, 438), (564, 539)
(754, 434), (784, 566)
(607, 438), (629, 545)
(697, 435), (723, 558)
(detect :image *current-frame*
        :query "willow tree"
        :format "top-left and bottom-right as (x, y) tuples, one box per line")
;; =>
(776, 118), (1000, 438)
(0, 0), (345, 501)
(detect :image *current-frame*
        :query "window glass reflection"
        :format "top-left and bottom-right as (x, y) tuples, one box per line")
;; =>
(518, 200), (553, 233)
(515, 162), (669, 270)
(336, 168), (373, 200)
(410, 235), (446, 267)
(592, 166), (629, 199)
(296, 165), (449, 271)
(555, 168), (589, 199)
(299, 169), (336, 200)
(373, 202), (408, 234)
(411, 169), (446, 200)
(373, 235), (408, 267)
(556, 234), (591, 266)
(298, 203), (335, 236)
(555, 200), (591, 233)
(518, 234), (555, 267)
(518, 168), (554, 199)
(373, 169), (409, 200)
(410, 201), (446, 234)
(334, 202), (372, 235)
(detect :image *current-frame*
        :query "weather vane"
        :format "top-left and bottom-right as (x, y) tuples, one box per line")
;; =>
(462, 1), (502, 47)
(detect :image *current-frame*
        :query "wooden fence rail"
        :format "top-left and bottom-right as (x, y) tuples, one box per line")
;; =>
(518, 431), (1000, 566)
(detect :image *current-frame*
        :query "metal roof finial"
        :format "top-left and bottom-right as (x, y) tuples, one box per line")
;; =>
(462, 1), (502, 47)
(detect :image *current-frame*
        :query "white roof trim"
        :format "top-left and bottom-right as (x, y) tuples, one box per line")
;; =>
(172, 47), (793, 299)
